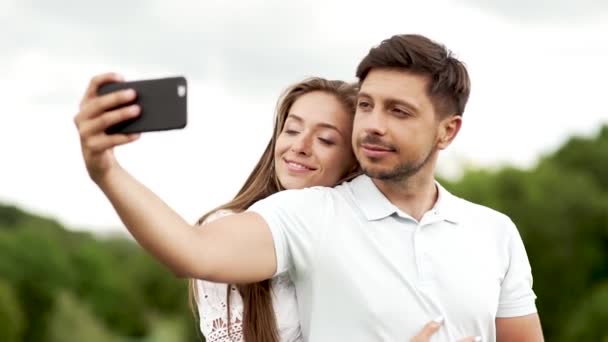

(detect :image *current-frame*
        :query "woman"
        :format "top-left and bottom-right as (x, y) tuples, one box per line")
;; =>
(74, 73), (479, 342)
(192, 78), (359, 342)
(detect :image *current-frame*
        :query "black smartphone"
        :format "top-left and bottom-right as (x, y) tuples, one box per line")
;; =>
(97, 76), (188, 134)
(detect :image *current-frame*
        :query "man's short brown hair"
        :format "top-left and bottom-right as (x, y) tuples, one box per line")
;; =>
(356, 34), (471, 117)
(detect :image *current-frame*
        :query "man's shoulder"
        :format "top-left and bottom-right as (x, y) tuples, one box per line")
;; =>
(454, 195), (514, 227)
(252, 185), (341, 212)
(450, 197), (523, 244)
(252, 175), (367, 213)
(273, 184), (340, 199)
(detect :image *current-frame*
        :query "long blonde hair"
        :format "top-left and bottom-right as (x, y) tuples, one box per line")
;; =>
(189, 77), (360, 342)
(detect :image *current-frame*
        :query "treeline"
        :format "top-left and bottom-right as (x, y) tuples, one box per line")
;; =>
(1, 126), (607, 341)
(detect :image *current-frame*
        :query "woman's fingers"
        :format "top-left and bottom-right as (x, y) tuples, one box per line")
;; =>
(410, 316), (444, 341)
(80, 73), (125, 107)
(410, 316), (482, 342)
(84, 132), (141, 154)
(76, 88), (137, 125)
(78, 104), (140, 138)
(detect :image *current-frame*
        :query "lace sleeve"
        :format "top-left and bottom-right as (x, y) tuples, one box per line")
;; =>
(196, 280), (244, 342)
(195, 209), (244, 342)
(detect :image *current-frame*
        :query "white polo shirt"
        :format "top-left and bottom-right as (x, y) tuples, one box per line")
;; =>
(249, 174), (537, 342)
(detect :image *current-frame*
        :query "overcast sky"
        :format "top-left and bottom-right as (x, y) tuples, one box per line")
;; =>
(1, 0), (607, 235)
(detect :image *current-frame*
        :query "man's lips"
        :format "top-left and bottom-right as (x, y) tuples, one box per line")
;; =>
(361, 143), (394, 152)
(360, 144), (395, 158)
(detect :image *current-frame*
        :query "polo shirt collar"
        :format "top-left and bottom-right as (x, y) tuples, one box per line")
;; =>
(349, 175), (462, 224)
(350, 175), (397, 221)
(433, 182), (462, 224)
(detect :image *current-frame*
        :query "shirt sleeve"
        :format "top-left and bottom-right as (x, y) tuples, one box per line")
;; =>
(496, 219), (538, 317)
(248, 187), (330, 277)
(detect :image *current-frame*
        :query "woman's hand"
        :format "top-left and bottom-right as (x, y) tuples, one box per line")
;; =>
(411, 316), (482, 342)
(73, 72), (141, 184)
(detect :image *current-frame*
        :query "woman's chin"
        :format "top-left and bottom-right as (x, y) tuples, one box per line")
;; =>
(278, 175), (316, 190)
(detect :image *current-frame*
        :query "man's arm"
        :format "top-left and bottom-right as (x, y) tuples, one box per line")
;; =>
(495, 218), (543, 341)
(496, 314), (544, 342)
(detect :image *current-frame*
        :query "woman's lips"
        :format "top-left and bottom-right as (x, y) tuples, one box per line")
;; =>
(284, 159), (316, 173)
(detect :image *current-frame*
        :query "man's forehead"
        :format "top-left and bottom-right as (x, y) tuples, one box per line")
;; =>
(359, 69), (430, 108)
(361, 69), (428, 91)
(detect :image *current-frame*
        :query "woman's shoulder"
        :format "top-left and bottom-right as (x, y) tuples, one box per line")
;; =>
(200, 209), (237, 225)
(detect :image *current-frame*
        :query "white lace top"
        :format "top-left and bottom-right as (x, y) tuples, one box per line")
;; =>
(195, 210), (303, 342)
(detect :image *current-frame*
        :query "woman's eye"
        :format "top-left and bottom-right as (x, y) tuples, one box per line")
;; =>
(318, 138), (335, 146)
(285, 129), (299, 135)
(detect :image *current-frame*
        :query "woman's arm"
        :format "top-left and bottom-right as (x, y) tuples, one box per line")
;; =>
(74, 73), (277, 283)
(98, 166), (277, 282)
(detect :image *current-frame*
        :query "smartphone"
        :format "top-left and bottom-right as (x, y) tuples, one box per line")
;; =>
(97, 76), (188, 134)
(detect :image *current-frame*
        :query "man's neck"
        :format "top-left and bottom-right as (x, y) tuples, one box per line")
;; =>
(372, 170), (438, 222)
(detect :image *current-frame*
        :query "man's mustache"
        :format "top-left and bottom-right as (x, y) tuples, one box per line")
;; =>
(357, 135), (397, 152)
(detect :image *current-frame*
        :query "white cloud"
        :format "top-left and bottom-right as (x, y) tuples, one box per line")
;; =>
(1, 0), (606, 234)
(454, 0), (608, 24)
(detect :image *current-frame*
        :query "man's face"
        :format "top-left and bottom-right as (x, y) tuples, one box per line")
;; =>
(352, 68), (456, 182)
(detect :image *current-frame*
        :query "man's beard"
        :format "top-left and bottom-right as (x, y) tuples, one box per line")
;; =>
(362, 143), (436, 182)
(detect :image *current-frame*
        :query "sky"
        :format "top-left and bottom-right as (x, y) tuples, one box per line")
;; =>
(1, 0), (607, 235)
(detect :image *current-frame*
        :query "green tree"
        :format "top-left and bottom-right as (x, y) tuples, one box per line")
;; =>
(0, 217), (77, 341)
(46, 291), (116, 342)
(560, 282), (608, 341)
(444, 125), (608, 340)
(0, 279), (24, 342)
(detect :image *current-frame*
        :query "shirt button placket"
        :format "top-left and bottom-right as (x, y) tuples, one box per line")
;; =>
(414, 224), (429, 286)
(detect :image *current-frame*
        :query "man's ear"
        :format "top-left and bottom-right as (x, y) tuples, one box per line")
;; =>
(437, 114), (462, 150)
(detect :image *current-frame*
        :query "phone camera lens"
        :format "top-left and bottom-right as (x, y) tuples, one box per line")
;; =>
(177, 85), (187, 97)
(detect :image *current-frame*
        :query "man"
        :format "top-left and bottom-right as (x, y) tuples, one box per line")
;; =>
(75, 34), (543, 341)
(246, 34), (543, 341)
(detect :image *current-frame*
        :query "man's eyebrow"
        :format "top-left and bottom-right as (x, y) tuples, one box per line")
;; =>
(357, 91), (372, 99)
(357, 91), (420, 114)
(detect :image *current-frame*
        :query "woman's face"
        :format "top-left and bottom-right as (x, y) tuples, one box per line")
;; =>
(274, 91), (357, 190)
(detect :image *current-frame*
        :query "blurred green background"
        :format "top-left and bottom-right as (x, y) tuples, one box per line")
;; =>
(1, 126), (607, 341)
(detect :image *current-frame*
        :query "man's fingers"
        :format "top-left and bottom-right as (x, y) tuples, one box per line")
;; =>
(457, 336), (482, 342)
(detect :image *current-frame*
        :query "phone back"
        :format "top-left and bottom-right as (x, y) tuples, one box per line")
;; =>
(97, 76), (187, 134)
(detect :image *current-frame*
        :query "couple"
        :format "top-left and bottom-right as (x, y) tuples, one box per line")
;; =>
(74, 34), (544, 341)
